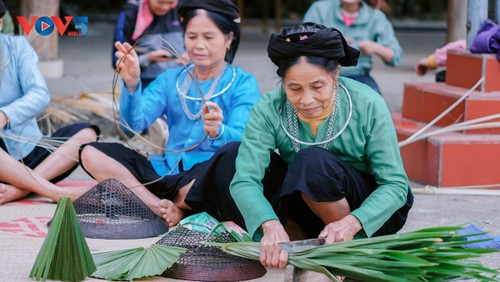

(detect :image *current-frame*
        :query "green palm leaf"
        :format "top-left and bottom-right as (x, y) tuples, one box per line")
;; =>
(92, 244), (187, 280)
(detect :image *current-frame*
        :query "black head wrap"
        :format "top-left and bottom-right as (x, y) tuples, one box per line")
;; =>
(267, 22), (360, 67)
(0, 1), (6, 18)
(178, 0), (240, 63)
(178, 0), (240, 22)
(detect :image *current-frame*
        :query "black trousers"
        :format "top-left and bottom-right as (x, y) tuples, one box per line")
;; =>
(186, 142), (413, 238)
(281, 146), (413, 237)
(184, 142), (288, 226)
(79, 141), (209, 201)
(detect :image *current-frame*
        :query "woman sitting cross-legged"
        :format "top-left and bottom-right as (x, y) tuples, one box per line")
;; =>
(0, 4), (99, 205)
(79, 0), (260, 227)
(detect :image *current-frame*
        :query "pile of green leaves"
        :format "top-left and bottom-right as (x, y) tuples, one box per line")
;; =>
(92, 244), (187, 280)
(29, 197), (96, 281)
(222, 226), (500, 282)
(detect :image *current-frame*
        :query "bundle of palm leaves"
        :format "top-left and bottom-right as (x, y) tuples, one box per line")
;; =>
(29, 197), (96, 281)
(221, 226), (500, 282)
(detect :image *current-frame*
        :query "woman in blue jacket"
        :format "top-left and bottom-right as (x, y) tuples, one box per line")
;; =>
(81, 0), (260, 227)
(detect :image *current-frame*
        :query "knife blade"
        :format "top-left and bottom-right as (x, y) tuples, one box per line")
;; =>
(278, 238), (326, 253)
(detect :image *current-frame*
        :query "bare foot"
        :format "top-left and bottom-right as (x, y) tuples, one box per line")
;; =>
(56, 185), (92, 202)
(159, 199), (184, 227)
(0, 183), (30, 205)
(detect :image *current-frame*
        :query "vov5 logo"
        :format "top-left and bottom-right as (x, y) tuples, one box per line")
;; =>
(16, 16), (88, 37)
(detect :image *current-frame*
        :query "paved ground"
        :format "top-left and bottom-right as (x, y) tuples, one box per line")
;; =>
(0, 21), (499, 281)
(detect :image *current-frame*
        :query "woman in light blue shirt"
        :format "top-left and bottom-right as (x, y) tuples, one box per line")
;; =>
(80, 0), (260, 227)
(0, 3), (99, 205)
(304, 0), (403, 93)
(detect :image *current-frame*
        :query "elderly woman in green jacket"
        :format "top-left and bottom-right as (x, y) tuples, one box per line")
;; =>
(196, 22), (413, 269)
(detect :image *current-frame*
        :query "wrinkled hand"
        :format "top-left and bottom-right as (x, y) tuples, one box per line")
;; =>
(202, 101), (224, 138)
(260, 220), (290, 268)
(357, 40), (380, 56)
(319, 215), (362, 244)
(115, 41), (140, 92)
(415, 57), (431, 76)
(147, 49), (174, 63)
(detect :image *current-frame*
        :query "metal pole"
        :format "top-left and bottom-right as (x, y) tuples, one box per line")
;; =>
(447, 0), (467, 43)
(466, 0), (488, 49)
(263, 0), (269, 33)
(275, 0), (282, 32)
(496, 0), (500, 24)
(20, 0), (63, 78)
(20, 0), (60, 60)
(236, 0), (244, 20)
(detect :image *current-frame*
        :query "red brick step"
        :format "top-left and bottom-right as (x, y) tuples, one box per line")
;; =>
(401, 83), (500, 134)
(393, 113), (500, 187)
(446, 50), (500, 92)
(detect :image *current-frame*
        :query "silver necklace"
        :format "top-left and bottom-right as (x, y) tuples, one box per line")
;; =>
(177, 63), (227, 120)
(177, 64), (236, 101)
(280, 83), (353, 152)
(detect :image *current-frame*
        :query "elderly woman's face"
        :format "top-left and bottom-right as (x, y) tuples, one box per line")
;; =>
(184, 12), (232, 70)
(284, 59), (339, 119)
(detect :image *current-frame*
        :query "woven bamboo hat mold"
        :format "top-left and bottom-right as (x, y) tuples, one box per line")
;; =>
(156, 226), (266, 281)
(71, 178), (168, 239)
